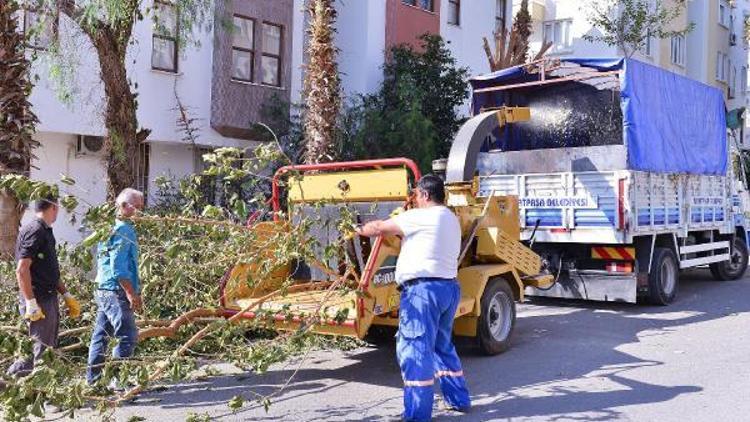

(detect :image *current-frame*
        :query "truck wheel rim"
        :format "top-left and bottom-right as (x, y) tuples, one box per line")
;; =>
(660, 258), (676, 295)
(727, 246), (744, 273)
(488, 292), (512, 341)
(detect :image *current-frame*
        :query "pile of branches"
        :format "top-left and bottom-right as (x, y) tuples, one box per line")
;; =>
(0, 146), (362, 420)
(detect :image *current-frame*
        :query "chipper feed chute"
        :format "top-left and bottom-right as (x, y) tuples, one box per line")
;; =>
(220, 159), (421, 339)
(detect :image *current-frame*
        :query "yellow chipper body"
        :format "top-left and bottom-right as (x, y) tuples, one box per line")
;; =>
(221, 155), (553, 355)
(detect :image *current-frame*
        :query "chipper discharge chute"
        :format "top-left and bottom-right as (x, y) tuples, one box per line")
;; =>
(221, 145), (552, 355)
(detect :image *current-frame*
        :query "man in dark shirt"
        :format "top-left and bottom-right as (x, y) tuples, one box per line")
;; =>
(6, 194), (80, 377)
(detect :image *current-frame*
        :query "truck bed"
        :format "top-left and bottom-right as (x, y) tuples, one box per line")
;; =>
(477, 163), (733, 244)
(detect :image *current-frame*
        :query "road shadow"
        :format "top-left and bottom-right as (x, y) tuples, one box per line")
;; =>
(123, 269), (746, 420)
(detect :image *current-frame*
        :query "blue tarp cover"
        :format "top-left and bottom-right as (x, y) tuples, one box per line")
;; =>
(470, 58), (728, 175)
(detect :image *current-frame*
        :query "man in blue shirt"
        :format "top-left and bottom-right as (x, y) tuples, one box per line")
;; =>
(86, 188), (145, 386)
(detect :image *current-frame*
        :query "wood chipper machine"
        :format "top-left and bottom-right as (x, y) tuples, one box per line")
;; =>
(220, 108), (552, 355)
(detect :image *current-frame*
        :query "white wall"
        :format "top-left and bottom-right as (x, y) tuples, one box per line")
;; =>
(25, 133), (108, 244)
(148, 142), (199, 204)
(291, 0), (307, 105)
(335, 0), (387, 98)
(687, 0), (710, 84)
(441, 0), (511, 115)
(525, 0), (618, 59)
(29, 17), (105, 137)
(440, 0), (497, 76)
(728, 1), (749, 112)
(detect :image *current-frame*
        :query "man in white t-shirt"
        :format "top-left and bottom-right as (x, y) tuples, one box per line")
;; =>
(355, 174), (471, 421)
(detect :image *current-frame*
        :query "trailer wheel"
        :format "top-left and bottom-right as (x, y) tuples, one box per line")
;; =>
(709, 238), (749, 281)
(648, 247), (679, 305)
(478, 277), (516, 355)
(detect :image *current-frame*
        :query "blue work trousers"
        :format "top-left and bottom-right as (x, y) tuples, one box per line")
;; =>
(86, 290), (138, 384)
(397, 278), (471, 421)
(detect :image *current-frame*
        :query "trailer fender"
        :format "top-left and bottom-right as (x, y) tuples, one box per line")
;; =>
(736, 226), (749, 247)
(457, 264), (523, 316)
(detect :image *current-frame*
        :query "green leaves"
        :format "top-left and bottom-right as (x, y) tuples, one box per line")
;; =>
(583, 0), (694, 57)
(0, 174), (58, 203)
(340, 34), (469, 172)
(185, 412), (212, 422)
(0, 146), (368, 420)
(228, 394), (245, 412)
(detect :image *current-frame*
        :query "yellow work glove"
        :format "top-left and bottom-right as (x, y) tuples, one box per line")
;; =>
(23, 298), (45, 322)
(63, 292), (81, 319)
(340, 221), (359, 241)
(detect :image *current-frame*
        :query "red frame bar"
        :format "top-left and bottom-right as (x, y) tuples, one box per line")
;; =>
(271, 158), (422, 221)
(618, 178), (626, 231)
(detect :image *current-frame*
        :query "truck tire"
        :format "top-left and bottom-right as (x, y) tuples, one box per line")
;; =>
(478, 277), (516, 355)
(709, 238), (749, 281)
(648, 247), (679, 305)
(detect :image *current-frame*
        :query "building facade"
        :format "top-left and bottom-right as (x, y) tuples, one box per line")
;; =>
(523, 0), (690, 74)
(291, 0), (513, 104)
(521, 0), (750, 147)
(25, 0), (512, 242)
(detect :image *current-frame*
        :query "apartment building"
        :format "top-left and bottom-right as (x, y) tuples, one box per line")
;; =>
(291, 0), (513, 104)
(523, 0), (690, 74)
(522, 0), (750, 146)
(23, 0), (512, 242)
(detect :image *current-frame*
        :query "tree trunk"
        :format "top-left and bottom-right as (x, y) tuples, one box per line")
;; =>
(89, 29), (149, 200)
(0, 194), (22, 259)
(303, 0), (341, 164)
(0, 0), (38, 257)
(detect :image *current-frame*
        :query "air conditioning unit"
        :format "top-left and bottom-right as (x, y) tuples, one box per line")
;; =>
(76, 135), (105, 156)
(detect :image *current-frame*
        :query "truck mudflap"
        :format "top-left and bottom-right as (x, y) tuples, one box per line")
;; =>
(526, 270), (637, 303)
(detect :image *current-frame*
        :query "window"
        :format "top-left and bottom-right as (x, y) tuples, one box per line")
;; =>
(670, 35), (685, 66)
(729, 64), (737, 99)
(261, 23), (282, 86)
(643, 32), (653, 57)
(402, 0), (434, 12)
(135, 143), (150, 205)
(495, 0), (507, 32)
(717, 52), (729, 82)
(23, 8), (57, 50)
(151, 1), (178, 72)
(543, 19), (573, 53)
(720, 1), (730, 27)
(448, 0), (460, 26)
(231, 15), (255, 82)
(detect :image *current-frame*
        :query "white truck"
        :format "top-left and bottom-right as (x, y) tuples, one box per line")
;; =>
(444, 58), (750, 304)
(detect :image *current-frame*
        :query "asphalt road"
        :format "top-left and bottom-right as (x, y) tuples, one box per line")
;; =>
(87, 269), (750, 421)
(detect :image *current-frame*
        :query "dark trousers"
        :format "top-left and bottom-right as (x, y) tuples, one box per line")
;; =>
(86, 289), (138, 384)
(6, 294), (60, 377)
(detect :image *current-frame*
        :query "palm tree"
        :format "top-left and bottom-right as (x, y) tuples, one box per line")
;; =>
(0, 0), (40, 257)
(303, 0), (341, 164)
(483, 0), (552, 71)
